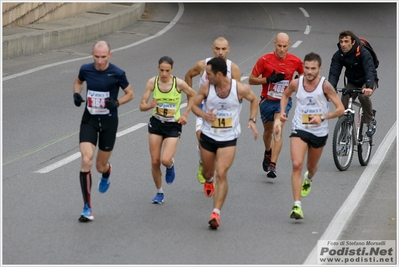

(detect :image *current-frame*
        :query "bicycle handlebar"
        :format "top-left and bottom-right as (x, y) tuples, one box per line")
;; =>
(336, 88), (364, 96)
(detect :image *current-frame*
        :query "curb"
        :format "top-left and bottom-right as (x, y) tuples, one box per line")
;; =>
(2, 3), (146, 59)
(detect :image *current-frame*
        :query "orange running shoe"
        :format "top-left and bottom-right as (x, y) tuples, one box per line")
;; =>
(209, 212), (220, 229)
(204, 179), (214, 197)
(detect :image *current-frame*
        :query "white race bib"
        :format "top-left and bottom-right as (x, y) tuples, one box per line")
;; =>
(267, 80), (289, 99)
(154, 102), (176, 122)
(86, 90), (110, 115)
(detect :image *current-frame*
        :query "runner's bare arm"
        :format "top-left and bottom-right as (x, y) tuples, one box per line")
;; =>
(231, 62), (241, 81)
(73, 78), (84, 94)
(185, 59), (205, 87)
(177, 78), (197, 123)
(191, 81), (209, 120)
(118, 84), (134, 105)
(280, 78), (298, 122)
(322, 80), (345, 120)
(139, 77), (157, 112)
(238, 82), (258, 140)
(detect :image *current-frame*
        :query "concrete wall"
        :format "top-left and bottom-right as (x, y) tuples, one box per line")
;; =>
(2, 3), (146, 59)
(2, 2), (107, 27)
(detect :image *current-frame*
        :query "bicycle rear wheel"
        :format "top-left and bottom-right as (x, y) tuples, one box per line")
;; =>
(332, 116), (354, 171)
(357, 119), (373, 166)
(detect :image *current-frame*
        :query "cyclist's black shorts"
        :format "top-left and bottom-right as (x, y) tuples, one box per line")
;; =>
(148, 116), (182, 139)
(290, 129), (328, 148)
(200, 132), (237, 153)
(79, 112), (118, 151)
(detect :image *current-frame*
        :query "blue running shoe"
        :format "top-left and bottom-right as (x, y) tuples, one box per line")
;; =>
(165, 164), (175, 184)
(79, 203), (93, 222)
(152, 193), (164, 204)
(98, 164), (112, 193)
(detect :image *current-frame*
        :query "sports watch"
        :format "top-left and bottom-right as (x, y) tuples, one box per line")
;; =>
(249, 118), (256, 123)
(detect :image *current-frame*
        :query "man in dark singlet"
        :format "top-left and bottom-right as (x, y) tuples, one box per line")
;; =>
(73, 40), (134, 222)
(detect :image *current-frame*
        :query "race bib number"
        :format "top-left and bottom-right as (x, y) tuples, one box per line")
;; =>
(211, 111), (233, 129)
(211, 117), (233, 128)
(267, 80), (289, 99)
(301, 113), (322, 128)
(87, 90), (110, 115)
(302, 114), (321, 124)
(154, 103), (176, 122)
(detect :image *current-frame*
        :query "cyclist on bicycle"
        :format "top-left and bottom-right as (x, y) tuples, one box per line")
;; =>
(328, 30), (378, 137)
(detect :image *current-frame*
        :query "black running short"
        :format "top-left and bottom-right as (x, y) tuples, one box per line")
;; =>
(148, 116), (182, 139)
(199, 132), (237, 153)
(290, 129), (328, 148)
(79, 112), (118, 151)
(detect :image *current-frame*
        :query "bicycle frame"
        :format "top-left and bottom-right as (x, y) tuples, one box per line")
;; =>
(332, 87), (373, 171)
(345, 96), (363, 148)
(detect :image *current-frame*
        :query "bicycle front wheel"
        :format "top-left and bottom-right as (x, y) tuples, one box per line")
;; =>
(358, 119), (373, 166)
(332, 116), (354, 171)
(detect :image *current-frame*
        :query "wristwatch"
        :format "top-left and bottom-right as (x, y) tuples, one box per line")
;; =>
(320, 115), (325, 122)
(249, 118), (256, 123)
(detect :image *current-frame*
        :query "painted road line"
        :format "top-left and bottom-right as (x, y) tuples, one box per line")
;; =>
(299, 7), (310, 17)
(303, 122), (397, 264)
(35, 123), (146, 174)
(35, 153), (81, 174)
(3, 3), (184, 82)
(292, 41), (302, 48)
(116, 123), (147, 138)
(35, 105), (187, 173)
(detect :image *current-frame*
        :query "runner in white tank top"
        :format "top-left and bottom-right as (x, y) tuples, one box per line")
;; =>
(280, 52), (344, 220)
(184, 37), (241, 184)
(201, 79), (242, 141)
(292, 76), (329, 137)
(191, 57), (258, 229)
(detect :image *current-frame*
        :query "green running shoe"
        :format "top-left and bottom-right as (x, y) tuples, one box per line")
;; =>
(301, 171), (312, 197)
(290, 204), (304, 220)
(197, 161), (206, 184)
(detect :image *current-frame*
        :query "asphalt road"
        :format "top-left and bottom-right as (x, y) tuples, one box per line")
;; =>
(2, 3), (397, 265)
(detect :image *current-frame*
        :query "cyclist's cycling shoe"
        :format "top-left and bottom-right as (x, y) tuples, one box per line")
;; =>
(367, 118), (377, 137)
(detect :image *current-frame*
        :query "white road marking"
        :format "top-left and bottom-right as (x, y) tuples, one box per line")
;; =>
(292, 41), (302, 48)
(35, 105), (188, 173)
(299, 7), (310, 17)
(303, 122), (397, 264)
(304, 25), (311, 35)
(3, 3), (185, 82)
(116, 123), (147, 138)
(35, 153), (81, 174)
(29, 4), (184, 174)
(35, 123), (147, 173)
(292, 7), (311, 49)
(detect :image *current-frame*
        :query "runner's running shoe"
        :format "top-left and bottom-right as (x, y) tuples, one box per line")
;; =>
(209, 212), (220, 229)
(301, 171), (312, 197)
(98, 163), (112, 193)
(204, 179), (215, 197)
(262, 152), (271, 172)
(151, 193), (164, 204)
(79, 203), (93, 222)
(197, 161), (206, 184)
(165, 164), (175, 184)
(266, 164), (277, 178)
(290, 204), (304, 220)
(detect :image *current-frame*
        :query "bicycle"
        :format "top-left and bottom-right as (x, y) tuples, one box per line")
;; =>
(332, 88), (376, 171)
